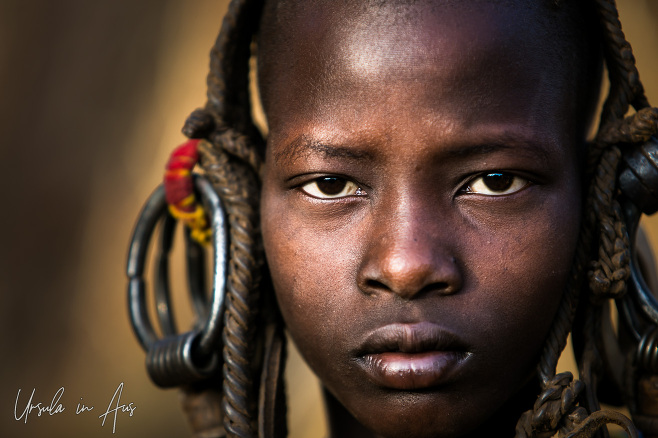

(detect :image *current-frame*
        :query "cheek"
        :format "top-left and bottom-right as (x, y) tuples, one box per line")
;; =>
(462, 193), (581, 367)
(260, 188), (359, 363)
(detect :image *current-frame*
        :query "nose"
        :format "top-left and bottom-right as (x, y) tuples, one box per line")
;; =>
(357, 208), (463, 300)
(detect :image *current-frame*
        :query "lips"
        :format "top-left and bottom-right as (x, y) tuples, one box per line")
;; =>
(355, 322), (471, 390)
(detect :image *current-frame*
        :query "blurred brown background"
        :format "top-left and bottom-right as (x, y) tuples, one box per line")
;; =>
(0, 1), (656, 437)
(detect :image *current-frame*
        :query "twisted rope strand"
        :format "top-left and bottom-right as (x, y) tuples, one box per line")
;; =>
(199, 140), (262, 438)
(587, 147), (630, 303)
(594, 0), (649, 125)
(537, 140), (606, 384)
(527, 142), (635, 438)
(185, 1), (267, 436)
(526, 0), (655, 432)
(187, 0), (658, 436)
(207, 0), (258, 131)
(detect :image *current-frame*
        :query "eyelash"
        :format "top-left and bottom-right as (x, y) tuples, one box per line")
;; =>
(459, 172), (531, 197)
(298, 172), (531, 200)
(299, 176), (367, 199)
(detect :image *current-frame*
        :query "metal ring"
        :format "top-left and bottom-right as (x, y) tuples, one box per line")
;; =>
(126, 175), (229, 352)
(184, 223), (210, 328)
(127, 185), (167, 350)
(195, 176), (229, 357)
(637, 327), (658, 373)
(146, 331), (220, 387)
(618, 295), (642, 341)
(622, 199), (658, 327)
(155, 213), (177, 336)
(630, 251), (658, 326)
(154, 213), (213, 335)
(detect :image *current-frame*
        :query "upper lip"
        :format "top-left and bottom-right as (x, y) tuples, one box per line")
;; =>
(356, 322), (470, 356)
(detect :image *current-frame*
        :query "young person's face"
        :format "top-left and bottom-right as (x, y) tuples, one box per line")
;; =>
(260, 2), (584, 437)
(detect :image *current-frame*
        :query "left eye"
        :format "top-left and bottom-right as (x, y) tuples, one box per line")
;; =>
(300, 177), (366, 199)
(462, 173), (529, 196)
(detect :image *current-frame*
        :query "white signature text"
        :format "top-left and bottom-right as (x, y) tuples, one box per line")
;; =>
(14, 382), (136, 433)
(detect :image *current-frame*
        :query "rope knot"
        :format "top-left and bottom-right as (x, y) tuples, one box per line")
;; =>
(599, 107), (658, 145)
(182, 108), (217, 139)
(516, 372), (585, 438)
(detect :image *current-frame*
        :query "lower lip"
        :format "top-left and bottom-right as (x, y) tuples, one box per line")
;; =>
(360, 351), (465, 390)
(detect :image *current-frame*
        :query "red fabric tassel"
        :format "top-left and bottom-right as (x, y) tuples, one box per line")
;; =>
(164, 139), (200, 212)
(163, 139), (210, 244)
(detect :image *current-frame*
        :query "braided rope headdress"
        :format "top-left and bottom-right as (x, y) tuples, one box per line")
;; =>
(180, 0), (658, 436)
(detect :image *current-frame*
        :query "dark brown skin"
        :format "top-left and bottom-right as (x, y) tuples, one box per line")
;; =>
(259, 1), (588, 437)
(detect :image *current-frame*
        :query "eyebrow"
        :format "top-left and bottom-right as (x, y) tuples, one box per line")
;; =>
(273, 132), (555, 164)
(273, 135), (375, 163)
(441, 139), (553, 163)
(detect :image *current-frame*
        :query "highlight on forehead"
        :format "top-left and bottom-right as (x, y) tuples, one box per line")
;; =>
(332, 3), (556, 86)
(257, 0), (602, 136)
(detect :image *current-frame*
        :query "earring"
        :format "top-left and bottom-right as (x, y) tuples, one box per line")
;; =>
(126, 141), (229, 387)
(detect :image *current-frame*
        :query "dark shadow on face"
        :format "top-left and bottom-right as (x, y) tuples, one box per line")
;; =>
(259, 1), (593, 437)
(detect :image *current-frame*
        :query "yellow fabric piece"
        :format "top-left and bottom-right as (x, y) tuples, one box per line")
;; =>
(178, 194), (195, 207)
(168, 204), (211, 245)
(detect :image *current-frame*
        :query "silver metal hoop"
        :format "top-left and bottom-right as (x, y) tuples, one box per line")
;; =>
(126, 175), (228, 387)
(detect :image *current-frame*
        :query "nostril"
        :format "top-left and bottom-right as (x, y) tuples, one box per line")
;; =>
(365, 279), (390, 292)
(418, 282), (452, 296)
(362, 279), (455, 298)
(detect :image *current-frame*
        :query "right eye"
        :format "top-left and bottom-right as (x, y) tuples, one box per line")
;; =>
(300, 177), (366, 199)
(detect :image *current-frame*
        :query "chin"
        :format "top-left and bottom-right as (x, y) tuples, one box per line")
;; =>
(346, 391), (496, 438)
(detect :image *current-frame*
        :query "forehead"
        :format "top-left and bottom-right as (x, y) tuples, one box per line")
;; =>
(301, 1), (549, 76)
(259, 0), (578, 145)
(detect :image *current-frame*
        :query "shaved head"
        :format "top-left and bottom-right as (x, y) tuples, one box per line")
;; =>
(257, 0), (602, 138)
